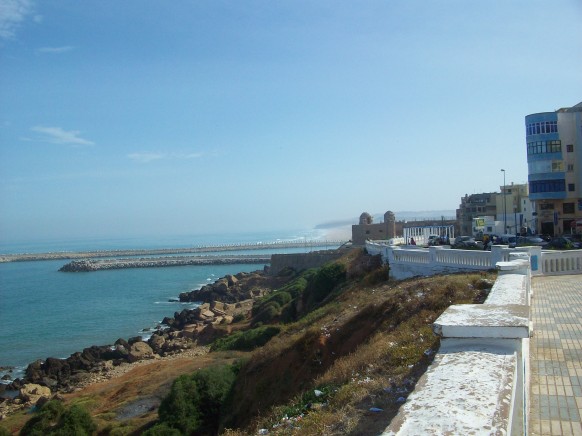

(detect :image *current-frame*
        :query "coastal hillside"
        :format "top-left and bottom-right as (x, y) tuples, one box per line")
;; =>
(1, 249), (494, 435)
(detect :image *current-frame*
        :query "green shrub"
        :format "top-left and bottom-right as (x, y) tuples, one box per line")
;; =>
(143, 423), (182, 435)
(304, 262), (346, 305)
(211, 326), (280, 352)
(20, 400), (95, 436)
(266, 291), (292, 307)
(280, 300), (297, 323)
(53, 404), (97, 436)
(157, 364), (239, 435)
(232, 313), (246, 323)
(158, 375), (202, 434)
(0, 427), (9, 436)
(253, 291), (292, 317)
(252, 304), (281, 325)
(279, 270), (316, 298)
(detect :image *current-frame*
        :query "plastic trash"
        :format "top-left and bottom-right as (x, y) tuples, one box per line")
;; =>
(314, 389), (323, 397)
(369, 407), (383, 413)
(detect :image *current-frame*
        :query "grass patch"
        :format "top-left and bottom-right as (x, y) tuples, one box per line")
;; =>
(210, 326), (281, 352)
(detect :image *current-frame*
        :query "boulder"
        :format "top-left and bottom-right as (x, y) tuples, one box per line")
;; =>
(115, 338), (130, 349)
(215, 280), (229, 293)
(128, 342), (154, 363)
(24, 360), (44, 384)
(148, 334), (166, 354)
(19, 384), (51, 405)
(226, 274), (238, 286)
(200, 310), (215, 319)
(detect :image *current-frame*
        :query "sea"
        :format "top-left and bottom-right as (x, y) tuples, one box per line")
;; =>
(0, 228), (342, 382)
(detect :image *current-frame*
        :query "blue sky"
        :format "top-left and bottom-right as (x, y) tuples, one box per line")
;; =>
(1, 0), (581, 243)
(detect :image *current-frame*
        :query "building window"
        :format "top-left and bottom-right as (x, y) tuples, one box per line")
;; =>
(567, 144), (574, 152)
(568, 183), (575, 192)
(564, 203), (575, 214)
(526, 120), (557, 136)
(527, 140), (561, 155)
(540, 203), (554, 210)
(529, 179), (566, 194)
(568, 164), (574, 172)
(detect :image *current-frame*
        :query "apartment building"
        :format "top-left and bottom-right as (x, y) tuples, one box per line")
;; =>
(456, 192), (498, 236)
(496, 183), (533, 235)
(526, 102), (582, 235)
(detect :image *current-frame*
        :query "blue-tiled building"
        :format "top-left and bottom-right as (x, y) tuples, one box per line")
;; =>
(525, 102), (582, 235)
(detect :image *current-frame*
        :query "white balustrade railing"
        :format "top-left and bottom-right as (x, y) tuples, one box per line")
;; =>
(365, 240), (582, 279)
(434, 249), (491, 268)
(541, 250), (582, 275)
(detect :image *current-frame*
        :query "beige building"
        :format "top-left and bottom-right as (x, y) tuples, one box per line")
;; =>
(496, 183), (533, 234)
(456, 193), (498, 236)
(351, 211), (396, 246)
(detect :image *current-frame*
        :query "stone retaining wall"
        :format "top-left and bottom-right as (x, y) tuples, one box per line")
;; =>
(269, 251), (345, 275)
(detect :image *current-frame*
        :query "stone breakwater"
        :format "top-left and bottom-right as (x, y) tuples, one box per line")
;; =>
(59, 255), (272, 272)
(0, 240), (347, 263)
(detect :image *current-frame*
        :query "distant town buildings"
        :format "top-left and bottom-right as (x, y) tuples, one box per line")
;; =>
(351, 211), (456, 245)
(455, 184), (533, 237)
(526, 102), (582, 236)
(353, 102), (581, 244)
(457, 192), (497, 235)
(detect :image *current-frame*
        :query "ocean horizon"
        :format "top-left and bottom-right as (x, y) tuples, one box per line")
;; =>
(0, 227), (347, 382)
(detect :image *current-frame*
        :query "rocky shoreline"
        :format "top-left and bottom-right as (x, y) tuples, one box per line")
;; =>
(0, 268), (289, 419)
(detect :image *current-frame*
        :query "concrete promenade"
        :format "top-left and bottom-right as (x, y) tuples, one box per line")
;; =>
(530, 274), (582, 435)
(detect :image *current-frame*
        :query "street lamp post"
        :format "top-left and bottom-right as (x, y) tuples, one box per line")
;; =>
(501, 169), (507, 234)
(514, 205), (518, 237)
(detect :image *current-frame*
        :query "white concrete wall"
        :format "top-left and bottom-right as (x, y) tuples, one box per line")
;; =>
(383, 258), (532, 435)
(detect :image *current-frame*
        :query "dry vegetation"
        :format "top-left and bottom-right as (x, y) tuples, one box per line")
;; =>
(221, 253), (493, 435)
(1, 249), (495, 435)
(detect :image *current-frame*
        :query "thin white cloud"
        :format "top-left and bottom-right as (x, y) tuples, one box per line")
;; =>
(31, 126), (94, 146)
(181, 152), (204, 159)
(128, 152), (166, 163)
(128, 152), (204, 163)
(0, 0), (34, 40)
(37, 45), (74, 54)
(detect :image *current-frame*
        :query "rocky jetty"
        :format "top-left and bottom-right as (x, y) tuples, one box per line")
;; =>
(58, 255), (271, 272)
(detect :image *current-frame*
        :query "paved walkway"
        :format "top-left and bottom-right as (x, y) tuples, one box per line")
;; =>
(530, 274), (582, 435)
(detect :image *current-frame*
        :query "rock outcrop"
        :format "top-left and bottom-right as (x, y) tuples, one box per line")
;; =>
(179, 271), (287, 303)
(18, 383), (51, 406)
(127, 342), (154, 363)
